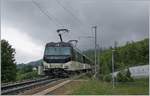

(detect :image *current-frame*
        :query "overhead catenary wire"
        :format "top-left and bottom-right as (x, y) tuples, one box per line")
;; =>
(31, 0), (63, 27)
(32, 0), (93, 52)
(32, 0), (87, 33)
(55, 0), (93, 49)
(55, 0), (83, 25)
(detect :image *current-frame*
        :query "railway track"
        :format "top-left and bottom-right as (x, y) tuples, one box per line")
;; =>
(33, 73), (86, 95)
(1, 73), (87, 95)
(1, 76), (58, 95)
(1, 77), (46, 86)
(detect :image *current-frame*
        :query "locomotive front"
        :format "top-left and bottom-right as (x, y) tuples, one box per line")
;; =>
(43, 42), (72, 77)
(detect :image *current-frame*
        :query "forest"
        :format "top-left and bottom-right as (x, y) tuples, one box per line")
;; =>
(84, 38), (149, 75)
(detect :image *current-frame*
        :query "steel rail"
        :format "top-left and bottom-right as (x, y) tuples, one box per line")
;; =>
(1, 77), (58, 95)
(1, 76), (49, 90)
(34, 73), (87, 95)
(1, 77), (48, 86)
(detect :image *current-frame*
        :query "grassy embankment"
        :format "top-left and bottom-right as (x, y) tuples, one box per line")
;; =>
(72, 77), (149, 95)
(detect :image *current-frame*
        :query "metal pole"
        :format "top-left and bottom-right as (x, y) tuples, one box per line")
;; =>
(97, 44), (100, 79)
(93, 26), (97, 78)
(112, 50), (115, 88)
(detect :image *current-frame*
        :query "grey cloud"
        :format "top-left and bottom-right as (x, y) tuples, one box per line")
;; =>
(1, 0), (149, 63)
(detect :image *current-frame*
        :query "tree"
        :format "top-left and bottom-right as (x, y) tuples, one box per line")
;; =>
(18, 65), (33, 73)
(1, 40), (17, 82)
(83, 38), (148, 77)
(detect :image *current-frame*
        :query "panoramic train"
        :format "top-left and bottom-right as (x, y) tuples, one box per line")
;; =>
(42, 42), (94, 77)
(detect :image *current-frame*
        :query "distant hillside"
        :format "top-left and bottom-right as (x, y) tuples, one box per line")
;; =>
(17, 59), (42, 69)
(27, 59), (43, 67)
(84, 38), (149, 75)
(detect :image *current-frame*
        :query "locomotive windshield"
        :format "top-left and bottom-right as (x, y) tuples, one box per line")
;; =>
(44, 47), (71, 55)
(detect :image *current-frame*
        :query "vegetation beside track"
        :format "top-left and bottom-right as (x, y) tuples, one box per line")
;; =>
(71, 78), (149, 95)
(16, 70), (39, 81)
(1, 39), (40, 83)
(84, 38), (149, 75)
(1, 40), (17, 83)
(16, 64), (39, 81)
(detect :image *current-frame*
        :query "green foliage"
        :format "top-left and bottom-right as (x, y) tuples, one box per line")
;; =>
(103, 75), (112, 82)
(116, 71), (127, 82)
(16, 70), (39, 81)
(126, 69), (131, 78)
(84, 38), (149, 75)
(102, 68), (133, 82)
(1, 40), (17, 83)
(16, 64), (39, 81)
(126, 69), (134, 81)
(116, 69), (134, 82)
(17, 65), (33, 74)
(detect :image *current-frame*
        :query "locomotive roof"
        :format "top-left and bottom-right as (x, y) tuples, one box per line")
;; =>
(46, 42), (72, 47)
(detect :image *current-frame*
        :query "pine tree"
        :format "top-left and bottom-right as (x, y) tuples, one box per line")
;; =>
(1, 40), (17, 83)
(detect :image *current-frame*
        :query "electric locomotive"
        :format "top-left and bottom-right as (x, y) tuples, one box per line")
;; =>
(43, 42), (93, 77)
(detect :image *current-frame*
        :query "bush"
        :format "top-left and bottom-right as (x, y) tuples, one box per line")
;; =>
(16, 71), (39, 81)
(116, 71), (127, 82)
(103, 74), (112, 82)
(116, 68), (134, 82)
(126, 69), (134, 81)
(99, 74), (104, 80)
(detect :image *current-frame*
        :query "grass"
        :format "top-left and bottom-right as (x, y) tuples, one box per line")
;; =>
(71, 78), (149, 95)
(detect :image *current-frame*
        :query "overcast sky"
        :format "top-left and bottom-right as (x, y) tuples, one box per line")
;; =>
(1, 0), (149, 64)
